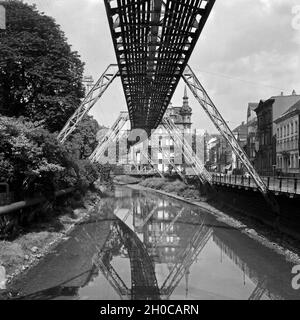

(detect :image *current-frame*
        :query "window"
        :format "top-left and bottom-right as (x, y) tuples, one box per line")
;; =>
(291, 122), (294, 135)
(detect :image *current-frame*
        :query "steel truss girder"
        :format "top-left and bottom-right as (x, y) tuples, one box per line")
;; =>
(161, 149), (188, 184)
(57, 64), (119, 143)
(162, 117), (212, 185)
(93, 251), (130, 299)
(182, 65), (280, 215)
(248, 280), (267, 300)
(90, 111), (129, 163)
(129, 148), (164, 178)
(140, 149), (164, 178)
(160, 224), (213, 299)
(104, 0), (216, 131)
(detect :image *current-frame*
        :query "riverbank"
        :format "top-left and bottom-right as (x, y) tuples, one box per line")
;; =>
(126, 182), (300, 265)
(0, 188), (103, 292)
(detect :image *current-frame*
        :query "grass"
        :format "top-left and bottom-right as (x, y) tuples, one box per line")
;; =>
(140, 178), (201, 199)
(113, 175), (141, 185)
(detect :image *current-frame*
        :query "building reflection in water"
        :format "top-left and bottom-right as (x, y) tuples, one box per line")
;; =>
(109, 187), (299, 300)
(8, 186), (300, 300)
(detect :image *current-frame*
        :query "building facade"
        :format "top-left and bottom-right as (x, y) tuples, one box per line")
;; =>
(204, 122), (247, 174)
(275, 101), (300, 176)
(255, 92), (300, 175)
(231, 121), (248, 173)
(246, 103), (259, 166)
(129, 87), (205, 174)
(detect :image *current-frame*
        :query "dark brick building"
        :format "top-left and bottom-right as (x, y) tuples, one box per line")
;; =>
(255, 93), (300, 175)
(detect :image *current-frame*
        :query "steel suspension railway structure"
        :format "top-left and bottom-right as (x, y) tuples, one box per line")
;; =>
(57, 0), (280, 214)
(91, 210), (214, 300)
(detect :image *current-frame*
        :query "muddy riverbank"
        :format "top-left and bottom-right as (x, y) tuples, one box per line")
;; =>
(126, 183), (300, 265)
(0, 189), (103, 293)
(5, 184), (300, 300)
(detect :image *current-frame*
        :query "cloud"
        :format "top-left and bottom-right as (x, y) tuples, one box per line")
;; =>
(24, 0), (300, 132)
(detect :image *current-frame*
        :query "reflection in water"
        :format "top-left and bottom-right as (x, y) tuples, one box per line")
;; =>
(8, 186), (300, 300)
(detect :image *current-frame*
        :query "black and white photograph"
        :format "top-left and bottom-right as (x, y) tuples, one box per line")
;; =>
(0, 0), (300, 306)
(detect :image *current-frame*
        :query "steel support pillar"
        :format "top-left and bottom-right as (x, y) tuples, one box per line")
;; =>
(162, 117), (212, 185)
(58, 64), (119, 143)
(90, 111), (129, 163)
(182, 65), (280, 215)
(161, 149), (188, 184)
(139, 149), (164, 178)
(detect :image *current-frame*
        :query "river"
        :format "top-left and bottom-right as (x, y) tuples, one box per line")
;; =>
(7, 186), (300, 300)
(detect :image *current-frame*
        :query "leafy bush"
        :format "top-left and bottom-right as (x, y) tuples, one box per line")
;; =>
(163, 180), (186, 194)
(114, 175), (140, 185)
(140, 177), (200, 199)
(0, 116), (100, 199)
(0, 0), (85, 132)
(140, 177), (167, 189)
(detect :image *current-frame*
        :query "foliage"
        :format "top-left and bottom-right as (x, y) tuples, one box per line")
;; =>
(0, 1), (111, 202)
(113, 175), (141, 185)
(0, 116), (100, 199)
(140, 177), (200, 199)
(139, 177), (168, 190)
(0, 0), (85, 132)
(65, 115), (101, 160)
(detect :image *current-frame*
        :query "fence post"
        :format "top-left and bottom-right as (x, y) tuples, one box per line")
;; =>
(267, 177), (270, 188)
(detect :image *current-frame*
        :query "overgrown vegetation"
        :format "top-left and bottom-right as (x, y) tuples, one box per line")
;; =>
(0, 0), (85, 132)
(114, 175), (141, 185)
(140, 177), (201, 199)
(0, 1), (107, 201)
(0, 114), (103, 201)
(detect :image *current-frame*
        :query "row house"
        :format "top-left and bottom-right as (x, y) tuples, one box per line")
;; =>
(129, 87), (205, 173)
(274, 100), (300, 175)
(232, 121), (248, 172)
(254, 91), (300, 176)
(246, 103), (259, 167)
(204, 122), (247, 174)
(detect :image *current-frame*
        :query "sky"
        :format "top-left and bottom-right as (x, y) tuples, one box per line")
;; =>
(25, 0), (300, 132)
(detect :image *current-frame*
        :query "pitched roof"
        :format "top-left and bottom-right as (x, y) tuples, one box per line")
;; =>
(248, 103), (258, 111)
(283, 99), (300, 114)
(233, 122), (247, 133)
(274, 99), (300, 123)
(255, 95), (300, 121)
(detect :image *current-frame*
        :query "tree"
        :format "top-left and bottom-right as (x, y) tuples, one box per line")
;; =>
(0, 0), (85, 132)
(65, 115), (101, 160)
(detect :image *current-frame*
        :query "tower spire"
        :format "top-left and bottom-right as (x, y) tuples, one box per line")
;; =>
(182, 86), (190, 110)
(184, 85), (188, 99)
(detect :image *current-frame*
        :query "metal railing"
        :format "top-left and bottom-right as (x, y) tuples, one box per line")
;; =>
(211, 174), (300, 195)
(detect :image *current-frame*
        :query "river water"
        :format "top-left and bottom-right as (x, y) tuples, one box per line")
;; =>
(8, 186), (300, 300)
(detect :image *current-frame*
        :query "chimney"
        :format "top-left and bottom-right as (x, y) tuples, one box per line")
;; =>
(281, 92), (284, 96)
(292, 90), (296, 96)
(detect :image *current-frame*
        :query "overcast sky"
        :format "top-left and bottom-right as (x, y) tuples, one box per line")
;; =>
(25, 0), (300, 132)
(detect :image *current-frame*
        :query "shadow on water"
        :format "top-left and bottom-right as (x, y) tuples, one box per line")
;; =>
(5, 186), (300, 300)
